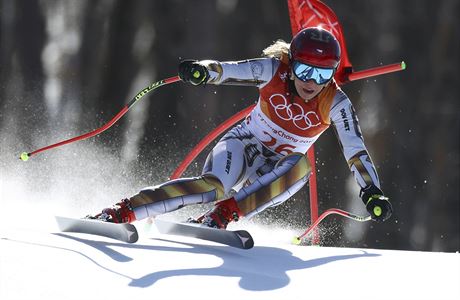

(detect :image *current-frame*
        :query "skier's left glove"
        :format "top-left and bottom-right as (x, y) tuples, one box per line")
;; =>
(360, 185), (393, 222)
(178, 60), (209, 85)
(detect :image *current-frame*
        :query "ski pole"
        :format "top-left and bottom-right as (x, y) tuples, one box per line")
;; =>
(292, 208), (371, 245)
(19, 75), (181, 161)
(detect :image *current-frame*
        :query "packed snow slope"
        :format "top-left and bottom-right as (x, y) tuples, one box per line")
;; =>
(1, 219), (459, 300)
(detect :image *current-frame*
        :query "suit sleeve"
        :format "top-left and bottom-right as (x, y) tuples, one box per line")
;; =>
(199, 58), (279, 88)
(330, 89), (381, 189)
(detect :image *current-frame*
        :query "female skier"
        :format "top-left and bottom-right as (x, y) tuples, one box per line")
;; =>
(89, 27), (392, 228)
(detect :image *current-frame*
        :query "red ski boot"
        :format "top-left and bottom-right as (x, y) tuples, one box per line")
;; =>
(89, 199), (136, 223)
(200, 197), (242, 229)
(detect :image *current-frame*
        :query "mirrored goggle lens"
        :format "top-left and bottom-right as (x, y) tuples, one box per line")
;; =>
(293, 61), (334, 84)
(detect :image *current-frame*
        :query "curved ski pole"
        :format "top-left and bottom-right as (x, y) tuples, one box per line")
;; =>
(292, 208), (371, 245)
(20, 75), (181, 161)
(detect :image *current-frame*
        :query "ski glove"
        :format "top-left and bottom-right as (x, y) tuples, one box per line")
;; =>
(360, 185), (393, 222)
(178, 60), (209, 85)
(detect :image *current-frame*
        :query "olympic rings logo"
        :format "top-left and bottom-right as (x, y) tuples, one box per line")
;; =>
(269, 94), (321, 130)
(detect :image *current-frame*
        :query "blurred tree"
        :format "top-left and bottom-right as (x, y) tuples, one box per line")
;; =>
(0, 0), (46, 149)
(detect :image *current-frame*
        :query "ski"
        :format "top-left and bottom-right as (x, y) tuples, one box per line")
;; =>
(55, 216), (139, 243)
(154, 219), (254, 249)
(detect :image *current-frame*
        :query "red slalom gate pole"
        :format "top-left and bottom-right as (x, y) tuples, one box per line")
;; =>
(171, 104), (255, 179)
(20, 76), (181, 161)
(306, 146), (320, 245)
(347, 62), (406, 82)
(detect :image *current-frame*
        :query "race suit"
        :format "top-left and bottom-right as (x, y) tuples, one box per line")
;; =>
(129, 57), (380, 220)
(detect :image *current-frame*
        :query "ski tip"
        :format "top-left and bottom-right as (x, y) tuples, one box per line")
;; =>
(124, 224), (139, 243)
(235, 230), (254, 249)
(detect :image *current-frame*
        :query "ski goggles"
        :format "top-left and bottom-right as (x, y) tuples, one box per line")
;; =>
(292, 61), (335, 85)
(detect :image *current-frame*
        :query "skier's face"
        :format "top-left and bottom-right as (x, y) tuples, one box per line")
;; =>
(293, 76), (327, 101)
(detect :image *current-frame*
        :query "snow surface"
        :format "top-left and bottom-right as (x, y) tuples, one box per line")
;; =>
(1, 219), (459, 300)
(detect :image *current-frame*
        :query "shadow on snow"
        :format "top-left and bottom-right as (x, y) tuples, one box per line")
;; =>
(2, 233), (380, 291)
(54, 233), (380, 291)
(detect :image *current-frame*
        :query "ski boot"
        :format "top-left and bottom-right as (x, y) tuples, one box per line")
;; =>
(87, 199), (136, 223)
(198, 197), (242, 229)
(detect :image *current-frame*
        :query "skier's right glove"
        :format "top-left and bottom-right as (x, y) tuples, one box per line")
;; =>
(178, 60), (209, 85)
(360, 185), (393, 222)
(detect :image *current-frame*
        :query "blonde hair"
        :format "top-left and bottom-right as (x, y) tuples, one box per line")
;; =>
(262, 40), (290, 60)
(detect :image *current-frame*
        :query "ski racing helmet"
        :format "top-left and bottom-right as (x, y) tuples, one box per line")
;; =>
(289, 27), (341, 69)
